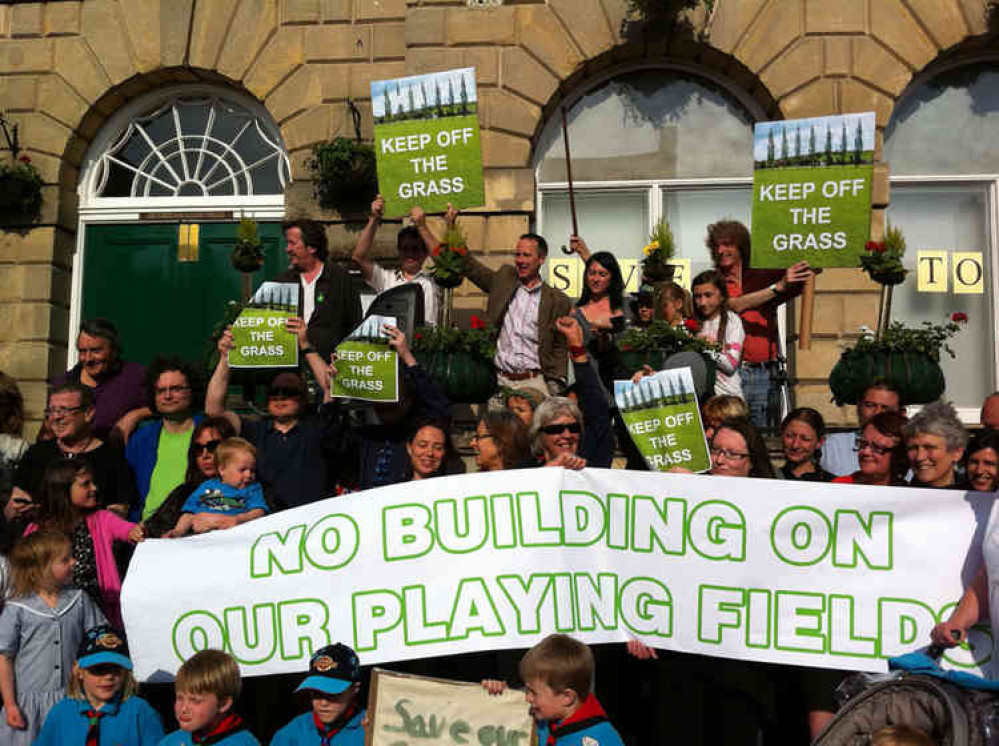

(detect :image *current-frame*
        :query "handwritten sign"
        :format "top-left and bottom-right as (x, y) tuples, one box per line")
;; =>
(331, 315), (399, 403)
(372, 68), (485, 218)
(614, 367), (710, 472)
(228, 282), (299, 369)
(368, 669), (535, 746)
(751, 112), (875, 268)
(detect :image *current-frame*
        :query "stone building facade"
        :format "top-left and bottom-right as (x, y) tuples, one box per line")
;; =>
(0, 0), (994, 432)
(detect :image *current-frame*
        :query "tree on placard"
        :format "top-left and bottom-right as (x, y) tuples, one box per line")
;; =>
(824, 125), (833, 165)
(447, 77), (455, 116)
(854, 119), (864, 164)
(382, 88), (392, 122)
(423, 81), (434, 117)
(780, 126), (788, 164)
(766, 128), (775, 166)
(794, 127), (802, 164)
(408, 85), (416, 119)
(436, 80), (445, 117)
(840, 120), (848, 163)
(809, 124), (817, 166)
(459, 74), (469, 116)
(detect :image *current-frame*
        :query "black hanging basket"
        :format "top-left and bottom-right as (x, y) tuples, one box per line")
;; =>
(829, 349), (946, 406)
(415, 350), (497, 403)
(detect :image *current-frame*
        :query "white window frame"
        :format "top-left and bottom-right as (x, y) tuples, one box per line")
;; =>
(890, 174), (999, 424)
(70, 85), (290, 365)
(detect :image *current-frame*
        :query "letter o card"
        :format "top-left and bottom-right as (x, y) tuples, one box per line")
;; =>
(368, 669), (536, 746)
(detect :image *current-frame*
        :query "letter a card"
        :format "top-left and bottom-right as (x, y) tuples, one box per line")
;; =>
(371, 68), (485, 218)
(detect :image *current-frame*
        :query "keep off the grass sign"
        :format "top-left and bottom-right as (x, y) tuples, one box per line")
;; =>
(750, 112), (875, 268)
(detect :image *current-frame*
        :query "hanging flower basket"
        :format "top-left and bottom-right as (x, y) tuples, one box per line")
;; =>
(411, 316), (497, 403)
(0, 156), (43, 228)
(430, 223), (469, 289)
(828, 314), (966, 405)
(230, 215), (264, 273)
(640, 218), (677, 283)
(308, 138), (378, 218)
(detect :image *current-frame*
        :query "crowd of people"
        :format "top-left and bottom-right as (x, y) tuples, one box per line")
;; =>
(0, 200), (993, 745)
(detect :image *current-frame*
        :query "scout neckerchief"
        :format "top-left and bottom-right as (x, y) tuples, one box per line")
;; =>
(84, 708), (105, 746)
(546, 693), (608, 745)
(313, 701), (360, 746)
(192, 712), (246, 745)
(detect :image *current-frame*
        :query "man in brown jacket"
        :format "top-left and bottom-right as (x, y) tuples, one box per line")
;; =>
(462, 232), (572, 401)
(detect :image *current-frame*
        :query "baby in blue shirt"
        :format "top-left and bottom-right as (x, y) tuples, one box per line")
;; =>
(166, 437), (268, 538)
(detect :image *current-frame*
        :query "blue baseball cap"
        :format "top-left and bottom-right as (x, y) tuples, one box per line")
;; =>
(295, 643), (360, 695)
(76, 624), (133, 671)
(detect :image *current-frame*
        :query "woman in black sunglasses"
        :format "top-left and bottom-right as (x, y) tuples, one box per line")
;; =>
(142, 417), (235, 537)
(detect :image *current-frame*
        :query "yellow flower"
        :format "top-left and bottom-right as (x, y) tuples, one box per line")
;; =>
(643, 241), (659, 256)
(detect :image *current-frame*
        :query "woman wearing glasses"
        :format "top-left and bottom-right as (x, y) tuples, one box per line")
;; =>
(143, 417), (235, 538)
(472, 410), (530, 472)
(831, 411), (908, 486)
(708, 418), (774, 478)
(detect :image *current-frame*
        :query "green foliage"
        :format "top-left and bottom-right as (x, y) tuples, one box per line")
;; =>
(0, 156), (43, 227)
(410, 317), (496, 361)
(622, 0), (711, 36)
(308, 138), (378, 217)
(429, 223), (469, 288)
(230, 215), (264, 273)
(848, 316), (966, 363)
(860, 222), (907, 286)
(619, 319), (718, 355)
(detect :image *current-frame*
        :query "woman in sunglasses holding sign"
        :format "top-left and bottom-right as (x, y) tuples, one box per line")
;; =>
(143, 418), (235, 538)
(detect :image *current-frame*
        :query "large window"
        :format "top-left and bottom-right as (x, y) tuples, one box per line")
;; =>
(534, 69), (758, 293)
(884, 62), (999, 417)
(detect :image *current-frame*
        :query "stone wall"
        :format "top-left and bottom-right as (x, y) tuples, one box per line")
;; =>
(0, 0), (992, 431)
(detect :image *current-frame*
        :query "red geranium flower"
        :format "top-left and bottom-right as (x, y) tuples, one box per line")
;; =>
(18, 155), (31, 164)
(414, 332), (423, 340)
(432, 245), (441, 257)
(865, 240), (886, 253)
(470, 315), (486, 330)
(951, 312), (968, 323)
(683, 318), (701, 333)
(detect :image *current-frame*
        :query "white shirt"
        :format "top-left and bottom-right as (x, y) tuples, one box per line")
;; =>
(821, 431), (859, 476)
(301, 272), (319, 323)
(495, 282), (542, 374)
(367, 264), (441, 326)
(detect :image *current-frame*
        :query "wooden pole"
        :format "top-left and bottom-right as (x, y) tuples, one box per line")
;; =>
(797, 275), (815, 350)
(560, 106), (578, 253)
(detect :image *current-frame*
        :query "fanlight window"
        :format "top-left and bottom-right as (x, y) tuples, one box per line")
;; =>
(93, 96), (290, 198)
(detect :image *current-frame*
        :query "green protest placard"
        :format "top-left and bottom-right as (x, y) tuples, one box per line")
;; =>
(330, 315), (399, 403)
(614, 367), (710, 472)
(227, 282), (299, 369)
(751, 112), (875, 269)
(372, 67), (484, 218)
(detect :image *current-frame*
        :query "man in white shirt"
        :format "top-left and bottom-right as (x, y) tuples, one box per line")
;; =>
(351, 195), (440, 326)
(821, 380), (905, 476)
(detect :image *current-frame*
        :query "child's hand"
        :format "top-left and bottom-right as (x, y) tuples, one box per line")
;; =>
(631, 364), (653, 384)
(626, 639), (658, 660)
(481, 679), (507, 696)
(6, 704), (25, 729)
(128, 524), (146, 543)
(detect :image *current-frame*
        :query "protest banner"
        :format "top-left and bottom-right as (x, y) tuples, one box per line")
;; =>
(121, 469), (995, 682)
(372, 68), (485, 218)
(368, 669), (534, 746)
(228, 281), (299, 369)
(330, 315), (399, 403)
(614, 368), (710, 473)
(751, 112), (875, 269)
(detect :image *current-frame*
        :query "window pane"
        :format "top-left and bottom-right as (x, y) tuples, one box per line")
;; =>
(885, 63), (999, 175)
(663, 187), (753, 280)
(535, 70), (754, 183)
(886, 185), (993, 409)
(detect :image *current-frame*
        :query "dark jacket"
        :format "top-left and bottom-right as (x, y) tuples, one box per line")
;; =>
(463, 255), (572, 385)
(274, 263), (361, 360)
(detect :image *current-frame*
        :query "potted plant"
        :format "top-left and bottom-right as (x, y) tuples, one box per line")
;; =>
(618, 319), (718, 392)
(411, 315), (497, 403)
(230, 215), (264, 274)
(828, 314), (967, 405)
(641, 218), (677, 282)
(0, 154), (43, 228)
(430, 223), (469, 290)
(308, 137), (378, 218)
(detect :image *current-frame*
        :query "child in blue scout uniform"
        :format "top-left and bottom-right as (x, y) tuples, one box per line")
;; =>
(483, 634), (623, 746)
(159, 649), (260, 745)
(165, 437), (268, 538)
(35, 624), (164, 744)
(271, 643), (366, 746)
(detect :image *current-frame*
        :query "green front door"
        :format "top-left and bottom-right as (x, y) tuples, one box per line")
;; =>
(81, 222), (286, 366)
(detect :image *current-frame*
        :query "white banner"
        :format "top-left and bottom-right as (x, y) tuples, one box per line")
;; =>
(121, 469), (995, 682)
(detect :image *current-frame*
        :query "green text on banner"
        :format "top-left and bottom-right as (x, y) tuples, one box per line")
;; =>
(122, 469), (994, 682)
(330, 314), (399, 403)
(751, 112), (875, 268)
(615, 368), (711, 472)
(227, 282), (299, 369)
(371, 67), (485, 218)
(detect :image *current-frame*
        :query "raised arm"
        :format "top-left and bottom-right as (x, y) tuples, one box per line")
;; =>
(568, 235), (591, 262)
(286, 316), (329, 398)
(727, 261), (813, 314)
(206, 330), (242, 434)
(352, 195), (384, 284)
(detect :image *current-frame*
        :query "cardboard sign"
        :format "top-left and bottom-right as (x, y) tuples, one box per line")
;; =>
(953, 252), (985, 294)
(228, 282), (299, 369)
(372, 68), (485, 218)
(368, 669), (535, 746)
(751, 112), (875, 268)
(614, 367), (710, 472)
(330, 315), (399, 403)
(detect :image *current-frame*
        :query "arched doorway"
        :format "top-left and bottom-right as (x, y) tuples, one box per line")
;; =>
(72, 84), (292, 366)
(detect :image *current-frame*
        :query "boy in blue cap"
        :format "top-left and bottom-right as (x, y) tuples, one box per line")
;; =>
(36, 624), (164, 745)
(271, 643), (366, 745)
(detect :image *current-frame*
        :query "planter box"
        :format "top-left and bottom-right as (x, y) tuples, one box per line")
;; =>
(829, 350), (945, 405)
(415, 350), (497, 403)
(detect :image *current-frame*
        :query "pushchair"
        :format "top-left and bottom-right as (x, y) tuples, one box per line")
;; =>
(811, 647), (999, 745)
